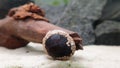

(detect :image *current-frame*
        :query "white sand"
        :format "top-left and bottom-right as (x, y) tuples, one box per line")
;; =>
(0, 42), (120, 68)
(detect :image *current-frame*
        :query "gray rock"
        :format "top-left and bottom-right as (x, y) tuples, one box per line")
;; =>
(34, 0), (68, 24)
(95, 21), (120, 45)
(100, 0), (120, 21)
(40, 5), (66, 24)
(93, 0), (120, 29)
(94, 0), (120, 45)
(56, 0), (107, 45)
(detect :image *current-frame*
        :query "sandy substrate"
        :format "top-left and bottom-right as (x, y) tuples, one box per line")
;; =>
(0, 42), (120, 68)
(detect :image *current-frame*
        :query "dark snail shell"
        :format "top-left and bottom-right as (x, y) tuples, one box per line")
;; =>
(43, 30), (76, 60)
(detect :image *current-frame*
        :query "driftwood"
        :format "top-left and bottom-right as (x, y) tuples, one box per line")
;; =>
(0, 3), (83, 60)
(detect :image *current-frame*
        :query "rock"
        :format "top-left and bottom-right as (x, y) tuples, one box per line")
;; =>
(40, 5), (66, 24)
(56, 0), (107, 44)
(0, 0), (33, 19)
(93, 0), (120, 45)
(34, 0), (68, 24)
(100, 0), (120, 21)
(93, 0), (120, 29)
(95, 21), (120, 45)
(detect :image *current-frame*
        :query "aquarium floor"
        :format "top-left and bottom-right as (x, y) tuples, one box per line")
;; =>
(0, 43), (120, 68)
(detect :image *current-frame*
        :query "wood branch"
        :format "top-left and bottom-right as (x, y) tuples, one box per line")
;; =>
(0, 3), (83, 60)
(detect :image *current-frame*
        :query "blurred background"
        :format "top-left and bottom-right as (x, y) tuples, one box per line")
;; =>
(0, 0), (120, 45)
